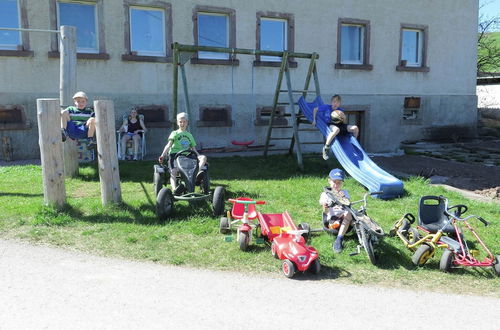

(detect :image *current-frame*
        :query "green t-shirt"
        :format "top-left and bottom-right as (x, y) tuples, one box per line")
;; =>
(65, 106), (94, 125)
(168, 129), (197, 154)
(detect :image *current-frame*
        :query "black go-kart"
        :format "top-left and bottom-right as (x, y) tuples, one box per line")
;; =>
(153, 150), (225, 220)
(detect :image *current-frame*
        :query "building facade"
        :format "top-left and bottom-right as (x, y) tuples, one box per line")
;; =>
(0, 0), (479, 159)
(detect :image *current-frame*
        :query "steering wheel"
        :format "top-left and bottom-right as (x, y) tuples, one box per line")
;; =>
(448, 204), (468, 217)
(172, 149), (197, 161)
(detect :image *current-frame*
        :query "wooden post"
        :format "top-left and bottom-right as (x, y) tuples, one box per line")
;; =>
(94, 100), (121, 205)
(37, 99), (66, 208)
(60, 25), (79, 177)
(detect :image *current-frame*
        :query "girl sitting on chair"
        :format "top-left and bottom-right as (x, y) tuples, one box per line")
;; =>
(118, 109), (147, 160)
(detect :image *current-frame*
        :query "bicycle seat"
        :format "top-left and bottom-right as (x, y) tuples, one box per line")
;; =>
(418, 195), (454, 234)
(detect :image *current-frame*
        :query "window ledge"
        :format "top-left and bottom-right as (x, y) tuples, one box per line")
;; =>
(122, 54), (172, 63)
(190, 58), (239, 66)
(253, 60), (297, 68)
(48, 51), (110, 60)
(335, 63), (373, 71)
(196, 120), (232, 127)
(0, 50), (34, 57)
(396, 65), (430, 72)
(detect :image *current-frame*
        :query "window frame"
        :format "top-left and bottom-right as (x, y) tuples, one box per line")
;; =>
(397, 23), (429, 72)
(48, 0), (109, 60)
(122, 1), (172, 63)
(191, 5), (238, 66)
(0, 0), (33, 57)
(254, 11), (296, 68)
(335, 18), (372, 71)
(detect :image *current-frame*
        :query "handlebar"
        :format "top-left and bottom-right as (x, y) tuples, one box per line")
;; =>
(228, 198), (266, 205)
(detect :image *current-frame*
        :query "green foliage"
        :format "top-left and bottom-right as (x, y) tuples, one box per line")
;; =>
(0, 156), (499, 295)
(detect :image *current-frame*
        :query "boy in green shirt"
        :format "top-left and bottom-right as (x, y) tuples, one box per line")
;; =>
(158, 112), (207, 194)
(60, 91), (97, 149)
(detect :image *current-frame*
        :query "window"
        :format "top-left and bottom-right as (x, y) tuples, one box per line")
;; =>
(192, 5), (236, 65)
(57, 1), (98, 53)
(397, 24), (429, 72)
(49, 0), (108, 59)
(196, 105), (232, 127)
(255, 12), (295, 67)
(122, 2), (172, 63)
(336, 18), (372, 70)
(0, 0), (32, 57)
(0, 0), (20, 50)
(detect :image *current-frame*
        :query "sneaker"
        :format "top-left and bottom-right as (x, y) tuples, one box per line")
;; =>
(61, 129), (68, 142)
(322, 146), (330, 160)
(333, 237), (343, 253)
(86, 138), (97, 150)
(133, 156), (138, 161)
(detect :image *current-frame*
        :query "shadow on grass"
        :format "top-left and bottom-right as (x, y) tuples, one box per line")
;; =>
(290, 263), (351, 281)
(0, 192), (43, 198)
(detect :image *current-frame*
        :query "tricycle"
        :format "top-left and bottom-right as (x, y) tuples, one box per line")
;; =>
(153, 150), (225, 220)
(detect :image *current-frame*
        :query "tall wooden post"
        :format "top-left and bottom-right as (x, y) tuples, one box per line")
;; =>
(37, 99), (66, 208)
(94, 100), (122, 205)
(60, 25), (79, 177)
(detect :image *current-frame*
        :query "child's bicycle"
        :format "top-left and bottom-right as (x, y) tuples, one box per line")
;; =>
(324, 189), (385, 265)
(390, 195), (500, 275)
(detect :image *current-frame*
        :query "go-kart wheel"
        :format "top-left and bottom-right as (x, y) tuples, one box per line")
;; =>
(439, 249), (454, 273)
(412, 244), (434, 266)
(212, 186), (225, 216)
(494, 255), (500, 277)
(238, 231), (250, 251)
(156, 188), (174, 220)
(271, 241), (279, 259)
(153, 172), (163, 197)
(282, 259), (296, 278)
(309, 258), (321, 275)
(298, 222), (311, 242)
(361, 227), (377, 265)
(407, 227), (421, 245)
(219, 217), (230, 234)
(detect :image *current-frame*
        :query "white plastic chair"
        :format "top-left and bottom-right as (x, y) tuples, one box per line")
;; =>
(117, 114), (146, 160)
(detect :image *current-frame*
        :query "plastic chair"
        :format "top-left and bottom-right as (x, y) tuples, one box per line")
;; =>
(117, 114), (146, 160)
(418, 195), (454, 234)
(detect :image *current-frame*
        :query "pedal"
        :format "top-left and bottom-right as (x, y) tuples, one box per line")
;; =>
(349, 245), (361, 257)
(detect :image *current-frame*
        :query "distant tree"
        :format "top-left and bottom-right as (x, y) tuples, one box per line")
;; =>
(477, 3), (500, 73)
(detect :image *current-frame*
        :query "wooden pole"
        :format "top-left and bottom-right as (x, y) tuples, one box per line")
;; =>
(94, 100), (122, 205)
(60, 25), (79, 177)
(37, 98), (66, 208)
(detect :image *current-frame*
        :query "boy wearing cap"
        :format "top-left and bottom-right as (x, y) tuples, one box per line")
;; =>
(60, 91), (97, 149)
(158, 112), (207, 195)
(312, 95), (359, 160)
(319, 168), (353, 253)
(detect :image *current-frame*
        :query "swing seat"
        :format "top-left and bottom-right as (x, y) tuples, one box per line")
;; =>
(231, 140), (254, 146)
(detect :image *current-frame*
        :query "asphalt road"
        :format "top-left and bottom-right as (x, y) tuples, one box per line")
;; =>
(1, 239), (498, 329)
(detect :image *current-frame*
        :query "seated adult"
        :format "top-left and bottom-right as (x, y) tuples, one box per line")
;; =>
(60, 91), (96, 149)
(118, 109), (147, 161)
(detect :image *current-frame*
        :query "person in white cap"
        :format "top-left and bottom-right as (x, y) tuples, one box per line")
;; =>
(319, 168), (353, 253)
(158, 112), (207, 195)
(60, 91), (97, 149)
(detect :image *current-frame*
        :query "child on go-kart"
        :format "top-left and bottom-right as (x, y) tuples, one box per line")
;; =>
(319, 168), (353, 253)
(158, 112), (207, 195)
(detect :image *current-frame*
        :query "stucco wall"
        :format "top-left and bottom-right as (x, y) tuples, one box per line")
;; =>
(0, 0), (479, 159)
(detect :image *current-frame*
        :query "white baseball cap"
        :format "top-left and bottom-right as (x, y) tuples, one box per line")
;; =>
(72, 91), (88, 100)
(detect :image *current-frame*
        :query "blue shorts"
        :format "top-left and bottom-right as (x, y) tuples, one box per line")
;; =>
(66, 121), (88, 140)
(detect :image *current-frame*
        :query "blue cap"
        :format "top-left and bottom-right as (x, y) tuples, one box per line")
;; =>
(329, 168), (344, 181)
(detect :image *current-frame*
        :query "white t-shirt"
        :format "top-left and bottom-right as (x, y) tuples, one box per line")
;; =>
(319, 189), (350, 218)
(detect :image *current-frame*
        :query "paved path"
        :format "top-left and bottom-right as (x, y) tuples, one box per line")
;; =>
(0, 239), (498, 329)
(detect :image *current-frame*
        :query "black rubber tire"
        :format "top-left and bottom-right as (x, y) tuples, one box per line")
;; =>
(439, 249), (454, 273)
(238, 231), (250, 251)
(271, 241), (279, 259)
(361, 227), (377, 265)
(309, 258), (321, 275)
(298, 222), (311, 242)
(156, 188), (173, 220)
(412, 244), (434, 266)
(494, 255), (500, 277)
(282, 259), (296, 278)
(212, 186), (225, 216)
(408, 227), (421, 245)
(219, 217), (229, 234)
(200, 172), (210, 195)
(153, 172), (163, 197)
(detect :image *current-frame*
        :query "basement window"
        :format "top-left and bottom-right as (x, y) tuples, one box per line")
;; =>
(0, 105), (30, 130)
(133, 105), (170, 128)
(196, 105), (232, 127)
(254, 106), (287, 126)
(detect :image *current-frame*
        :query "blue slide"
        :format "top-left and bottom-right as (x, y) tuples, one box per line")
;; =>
(298, 96), (404, 199)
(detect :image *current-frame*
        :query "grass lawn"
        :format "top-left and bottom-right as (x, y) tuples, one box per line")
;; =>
(0, 155), (499, 296)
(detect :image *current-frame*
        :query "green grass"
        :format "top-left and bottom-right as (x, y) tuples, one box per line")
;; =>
(0, 155), (499, 296)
